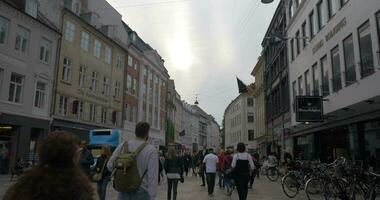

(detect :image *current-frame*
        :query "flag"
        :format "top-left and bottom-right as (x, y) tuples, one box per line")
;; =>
(237, 77), (248, 93)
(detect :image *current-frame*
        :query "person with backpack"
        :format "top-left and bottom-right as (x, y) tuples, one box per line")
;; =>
(232, 143), (255, 200)
(107, 122), (158, 200)
(94, 145), (111, 200)
(164, 147), (184, 200)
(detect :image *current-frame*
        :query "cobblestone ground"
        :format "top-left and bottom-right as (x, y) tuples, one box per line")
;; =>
(1, 174), (312, 200)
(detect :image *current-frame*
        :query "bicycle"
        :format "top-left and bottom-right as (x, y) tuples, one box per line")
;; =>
(281, 161), (315, 198)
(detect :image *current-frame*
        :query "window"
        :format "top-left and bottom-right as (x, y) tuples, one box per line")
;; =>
(134, 61), (139, 70)
(39, 38), (51, 63)
(8, 73), (24, 103)
(295, 31), (300, 55)
(128, 55), (133, 66)
(312, 63), (320, 96)
(94, 39), (101, 58)
(317, 0), (328, 30)
(0, 16), (10, 44)
(62, 57), (71, 81)
(247, 98), (254, 107)
(89, 104), (96, 122)
(114, 80), (120, 99)
(248, 130), (255, 141)
(116, 54), (123, 69)
(321, 56), (330, 96)
(64, 21), (75, 42)
(247, 113), (254, 123)
(103, 77), (110, 96)
(341, 0), (349, 5)
(80, 31), (89, 51)
(290, 39), (295, 61)
(129, 106), (134, 122)
(328, 0), (340, 18)
(105, 46), (111, 64)
(15, 26), (30, 53)
(91, 71), (98, 93)
(305, 70), (311, 95)
(292, 81), (297, 111)
(58, 95), (68, 116)
(309, 11), (315, 39)
(78, 65), (86, 87)
(25, 0), (38, 17)
(126, 74), (132, 93)
(132, 78), (138, 95)
(289, 0), (294, 19)
(358, 21), (374, 77)
(0, 68), (4, 89)
(343, 35), (356, 85)
(101, 107), (107, 124)
(377, 12), (380, 50)
(331, 46), (342, 92)
(124, 104), (128, 121)
(77, 101), (84, 120)
(34, 81), (46, 109)
(301, 21), (307, 48)
(298, 76), (303, 95)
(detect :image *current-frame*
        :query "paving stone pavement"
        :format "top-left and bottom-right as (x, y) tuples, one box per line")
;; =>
(1, 174), (310, 200)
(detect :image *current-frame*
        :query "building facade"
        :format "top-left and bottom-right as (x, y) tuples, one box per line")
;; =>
(224, 93), (255, 150)
(181, 102), (198, 152)
(0, 0), (59, 170)
(252, 56), (268, 156)
(50, 8), (125, 140)
(286, 0), (380, 166)
(262, 0), (291, 158)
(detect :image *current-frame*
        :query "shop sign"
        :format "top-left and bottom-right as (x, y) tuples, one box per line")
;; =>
(296, 96), (324, 122)
(312, 18), (347, 54)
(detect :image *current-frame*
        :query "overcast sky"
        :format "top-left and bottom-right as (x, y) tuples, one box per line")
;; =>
(107, 0), (279, 125)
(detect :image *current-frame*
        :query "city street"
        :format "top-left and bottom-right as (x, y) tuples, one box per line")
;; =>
(0, 174), (308, 200)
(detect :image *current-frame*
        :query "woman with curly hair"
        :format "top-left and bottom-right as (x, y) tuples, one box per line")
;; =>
(4, 131), (95, 200)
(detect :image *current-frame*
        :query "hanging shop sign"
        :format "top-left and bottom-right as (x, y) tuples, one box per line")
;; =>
(296, 96), (324, 122)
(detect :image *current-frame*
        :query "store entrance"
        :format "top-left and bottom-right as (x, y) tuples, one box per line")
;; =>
(0, 124), (17, 174)
(316, 125), (350, 163)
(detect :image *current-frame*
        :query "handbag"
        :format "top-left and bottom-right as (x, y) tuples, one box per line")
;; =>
(92, 158), (108, 182)
(166, 173), (181, 180)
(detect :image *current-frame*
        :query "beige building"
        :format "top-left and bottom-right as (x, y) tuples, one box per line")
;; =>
(252, 56), (267, 156)
(51, 9), (125, 140)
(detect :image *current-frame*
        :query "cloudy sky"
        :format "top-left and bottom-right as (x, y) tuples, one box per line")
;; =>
(107, 0), (279, 125)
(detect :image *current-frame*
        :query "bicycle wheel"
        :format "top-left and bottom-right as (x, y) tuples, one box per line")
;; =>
(349, 183), (366, 200)
(282, 173), (300, 198)
(267, 167), (279, 182)
(306, 178), (323, 200)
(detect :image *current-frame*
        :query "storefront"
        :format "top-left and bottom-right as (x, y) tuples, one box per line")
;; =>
(294, 117), (380, 170)
(0, 113), (49, 174)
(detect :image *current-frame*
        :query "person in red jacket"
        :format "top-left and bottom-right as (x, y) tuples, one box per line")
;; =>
(217, 149), (225, 189)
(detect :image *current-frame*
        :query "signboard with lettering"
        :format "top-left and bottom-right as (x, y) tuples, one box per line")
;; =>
(296, 96), (324, 122)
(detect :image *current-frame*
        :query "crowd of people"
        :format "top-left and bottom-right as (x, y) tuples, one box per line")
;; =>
(3, 122), (274, 200)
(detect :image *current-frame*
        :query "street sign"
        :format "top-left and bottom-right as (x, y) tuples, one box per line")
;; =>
(296, 96), (324, 122)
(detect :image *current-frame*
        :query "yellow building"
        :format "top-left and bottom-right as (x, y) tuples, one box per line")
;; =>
(51, 9), (125, 140)
(251, 56), (267, 156)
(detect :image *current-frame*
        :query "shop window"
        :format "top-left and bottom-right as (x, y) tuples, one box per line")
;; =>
(358, 21), (374, 78)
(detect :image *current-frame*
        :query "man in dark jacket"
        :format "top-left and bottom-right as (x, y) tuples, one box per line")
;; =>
(79, 141), (94, 176)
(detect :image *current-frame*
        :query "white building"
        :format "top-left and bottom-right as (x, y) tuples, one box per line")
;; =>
(181, 102), (198, 152)
(0, 0), (59, 168)
(224, 93), (255, 150)
(286, 0), (380, 163)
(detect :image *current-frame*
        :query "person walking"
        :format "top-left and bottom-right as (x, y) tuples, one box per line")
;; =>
(217, 150), (225, 189)
(183, 152), (191, 177)
(107, 122), (159, 200)
(232, 143), (255, 200)
(164, 147), (184, 200)
(203, 148), (218, 198)
(4, 131), (94, 200)
(197, 150), (206, 186)
(95, 145), (112, 200)
(79, 140), (94, 177)
(158, 153), (165, 185)
(222, 150), (234, 195)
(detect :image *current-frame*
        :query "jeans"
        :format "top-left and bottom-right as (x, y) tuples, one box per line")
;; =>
(97, 176), (110, 200)
(118, 187), (150, 200)
(206, 173), (216, 195)
(236, 177), (249, 200)
(218, 173), (224, 188)
(167, 179), (179, 200)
